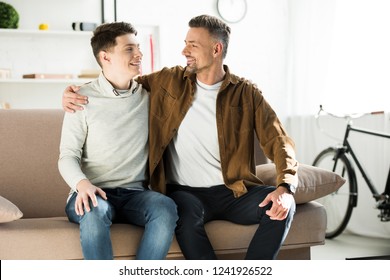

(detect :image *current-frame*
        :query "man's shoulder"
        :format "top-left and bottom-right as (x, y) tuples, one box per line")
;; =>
(146, 65), (186, 78)
(138, 65), (188, 90)
(158, 65), (185, 76)
(228, 73), (262, 93)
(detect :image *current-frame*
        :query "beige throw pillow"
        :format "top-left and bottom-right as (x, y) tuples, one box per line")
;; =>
(256, 163), (346, 204)
(0, 195), (23, 223)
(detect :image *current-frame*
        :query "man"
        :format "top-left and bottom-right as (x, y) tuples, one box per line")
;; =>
(58, 22), (177, 260)
(62, 15), (298, 260)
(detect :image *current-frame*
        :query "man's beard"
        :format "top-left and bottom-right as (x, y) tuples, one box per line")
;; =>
(185, 64), (197, 74)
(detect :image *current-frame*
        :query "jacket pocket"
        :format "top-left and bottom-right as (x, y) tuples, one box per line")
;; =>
(150, 87), (176, 121)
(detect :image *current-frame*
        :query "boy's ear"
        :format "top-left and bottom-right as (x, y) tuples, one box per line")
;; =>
(99, 50), (110, 65)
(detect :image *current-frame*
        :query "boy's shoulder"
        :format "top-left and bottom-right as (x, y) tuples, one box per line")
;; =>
(78, 79), (100, 97)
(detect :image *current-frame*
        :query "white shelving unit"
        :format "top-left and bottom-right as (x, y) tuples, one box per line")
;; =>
(0, 29), (99, 109)
(0, 25), (159, 109)
(0, 28), (93, 37)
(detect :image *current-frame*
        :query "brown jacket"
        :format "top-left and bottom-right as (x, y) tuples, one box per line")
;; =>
(138, 65), (298, 197)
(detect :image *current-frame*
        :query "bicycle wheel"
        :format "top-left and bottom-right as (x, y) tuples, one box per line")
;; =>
(313, 147), (358, 238)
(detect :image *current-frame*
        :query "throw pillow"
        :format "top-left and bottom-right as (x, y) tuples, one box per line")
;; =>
(0, 195), (23, 223)
(256, 163), (345, 204)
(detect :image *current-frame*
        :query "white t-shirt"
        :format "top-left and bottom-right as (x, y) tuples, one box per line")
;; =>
(166, 79), (224, 187)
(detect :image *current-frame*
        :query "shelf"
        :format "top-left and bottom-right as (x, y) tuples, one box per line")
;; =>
(0, 28), (93, 37)
(0, 78), (94, 84)
(0, 26), (99, 109)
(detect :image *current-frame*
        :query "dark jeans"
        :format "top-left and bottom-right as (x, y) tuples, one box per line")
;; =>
(167, 184), (295, 260)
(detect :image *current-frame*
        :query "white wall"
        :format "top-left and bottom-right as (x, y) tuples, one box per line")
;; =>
(287, 0), (390, 116)
(2, 0), (290, 120)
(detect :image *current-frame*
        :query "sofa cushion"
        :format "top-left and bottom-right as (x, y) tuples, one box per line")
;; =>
(0, 201), (325, 259)
(256, 163), (345, 204)
(0, 196), (23, 223)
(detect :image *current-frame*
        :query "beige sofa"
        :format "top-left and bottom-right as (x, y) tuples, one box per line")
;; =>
(0, 109), (344, 260)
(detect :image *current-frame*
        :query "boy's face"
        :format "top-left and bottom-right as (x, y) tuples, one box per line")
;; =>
(105, 33), (142, 78)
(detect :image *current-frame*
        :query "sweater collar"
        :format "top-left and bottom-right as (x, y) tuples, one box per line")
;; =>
(98, 72), (139, 98)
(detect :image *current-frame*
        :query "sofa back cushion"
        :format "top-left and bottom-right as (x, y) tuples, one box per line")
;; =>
(0, 109), (68, 218)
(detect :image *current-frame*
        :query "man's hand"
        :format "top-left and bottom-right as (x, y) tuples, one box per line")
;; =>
(74, 179), (107, 216)
(259, 187), (295, 220)
(62, 85), (88, 113)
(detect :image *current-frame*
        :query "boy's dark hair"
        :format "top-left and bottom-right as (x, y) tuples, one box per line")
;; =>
(188, 15), (231, 59)
(91, 22), (137, 67)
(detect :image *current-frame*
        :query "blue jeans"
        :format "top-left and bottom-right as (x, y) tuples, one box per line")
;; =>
(66, 187), (178, 260)
(167, 184), (295, 260)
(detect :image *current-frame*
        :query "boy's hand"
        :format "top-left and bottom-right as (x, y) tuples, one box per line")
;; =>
(74, 179), (107, 216)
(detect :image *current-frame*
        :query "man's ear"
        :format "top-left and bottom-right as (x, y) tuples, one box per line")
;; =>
(213, 42), (223, 57)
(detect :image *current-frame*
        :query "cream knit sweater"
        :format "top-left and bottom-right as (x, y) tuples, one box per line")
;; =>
(58, 73), (149, 195)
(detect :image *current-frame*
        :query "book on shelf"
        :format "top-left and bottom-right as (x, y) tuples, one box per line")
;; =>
(78, 74), (99, 78)
(78, 69), (100, 79)
(22, 73), (74, 79)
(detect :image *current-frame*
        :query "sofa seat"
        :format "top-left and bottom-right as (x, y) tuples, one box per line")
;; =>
(0, 201), (325, 260)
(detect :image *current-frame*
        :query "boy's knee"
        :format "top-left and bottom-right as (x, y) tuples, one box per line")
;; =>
(158, 197), (179, 223)
(80, 201), (112, 225)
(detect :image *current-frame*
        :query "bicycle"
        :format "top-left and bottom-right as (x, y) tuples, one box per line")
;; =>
(312, 105), (390, 239)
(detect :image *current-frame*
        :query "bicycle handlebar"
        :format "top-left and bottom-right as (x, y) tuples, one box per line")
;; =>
(315, 105), (385, 142)
(316, 105), (384, 121)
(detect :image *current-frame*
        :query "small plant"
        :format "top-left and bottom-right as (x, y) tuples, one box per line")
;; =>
(0, 2), (19, 29)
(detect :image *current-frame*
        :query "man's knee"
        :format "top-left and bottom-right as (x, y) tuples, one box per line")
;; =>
(170, 191), (203, 214)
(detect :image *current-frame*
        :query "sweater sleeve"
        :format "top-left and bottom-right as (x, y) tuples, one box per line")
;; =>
(58, 110), (88, 192)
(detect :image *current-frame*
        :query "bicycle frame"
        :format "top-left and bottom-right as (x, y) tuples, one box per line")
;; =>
(342, 124), (390, 201)
(313, 106), (390, 237)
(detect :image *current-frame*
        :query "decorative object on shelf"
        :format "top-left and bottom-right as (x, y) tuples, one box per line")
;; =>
(101, 0), (117, 23)
(23, 73), (74, 79)
(0, 102), (10, 109)
(38, 23), (49, 30)
(217, 0), (247, 23)
(0, 1), (19, 29)
(149, 34), (155, 73)
(72, 22), (97, 31)
(0, 68), (11, 79)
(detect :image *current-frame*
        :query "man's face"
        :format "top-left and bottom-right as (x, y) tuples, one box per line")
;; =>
(182, 27), (217, 74)
(107, 33), (142, 78)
